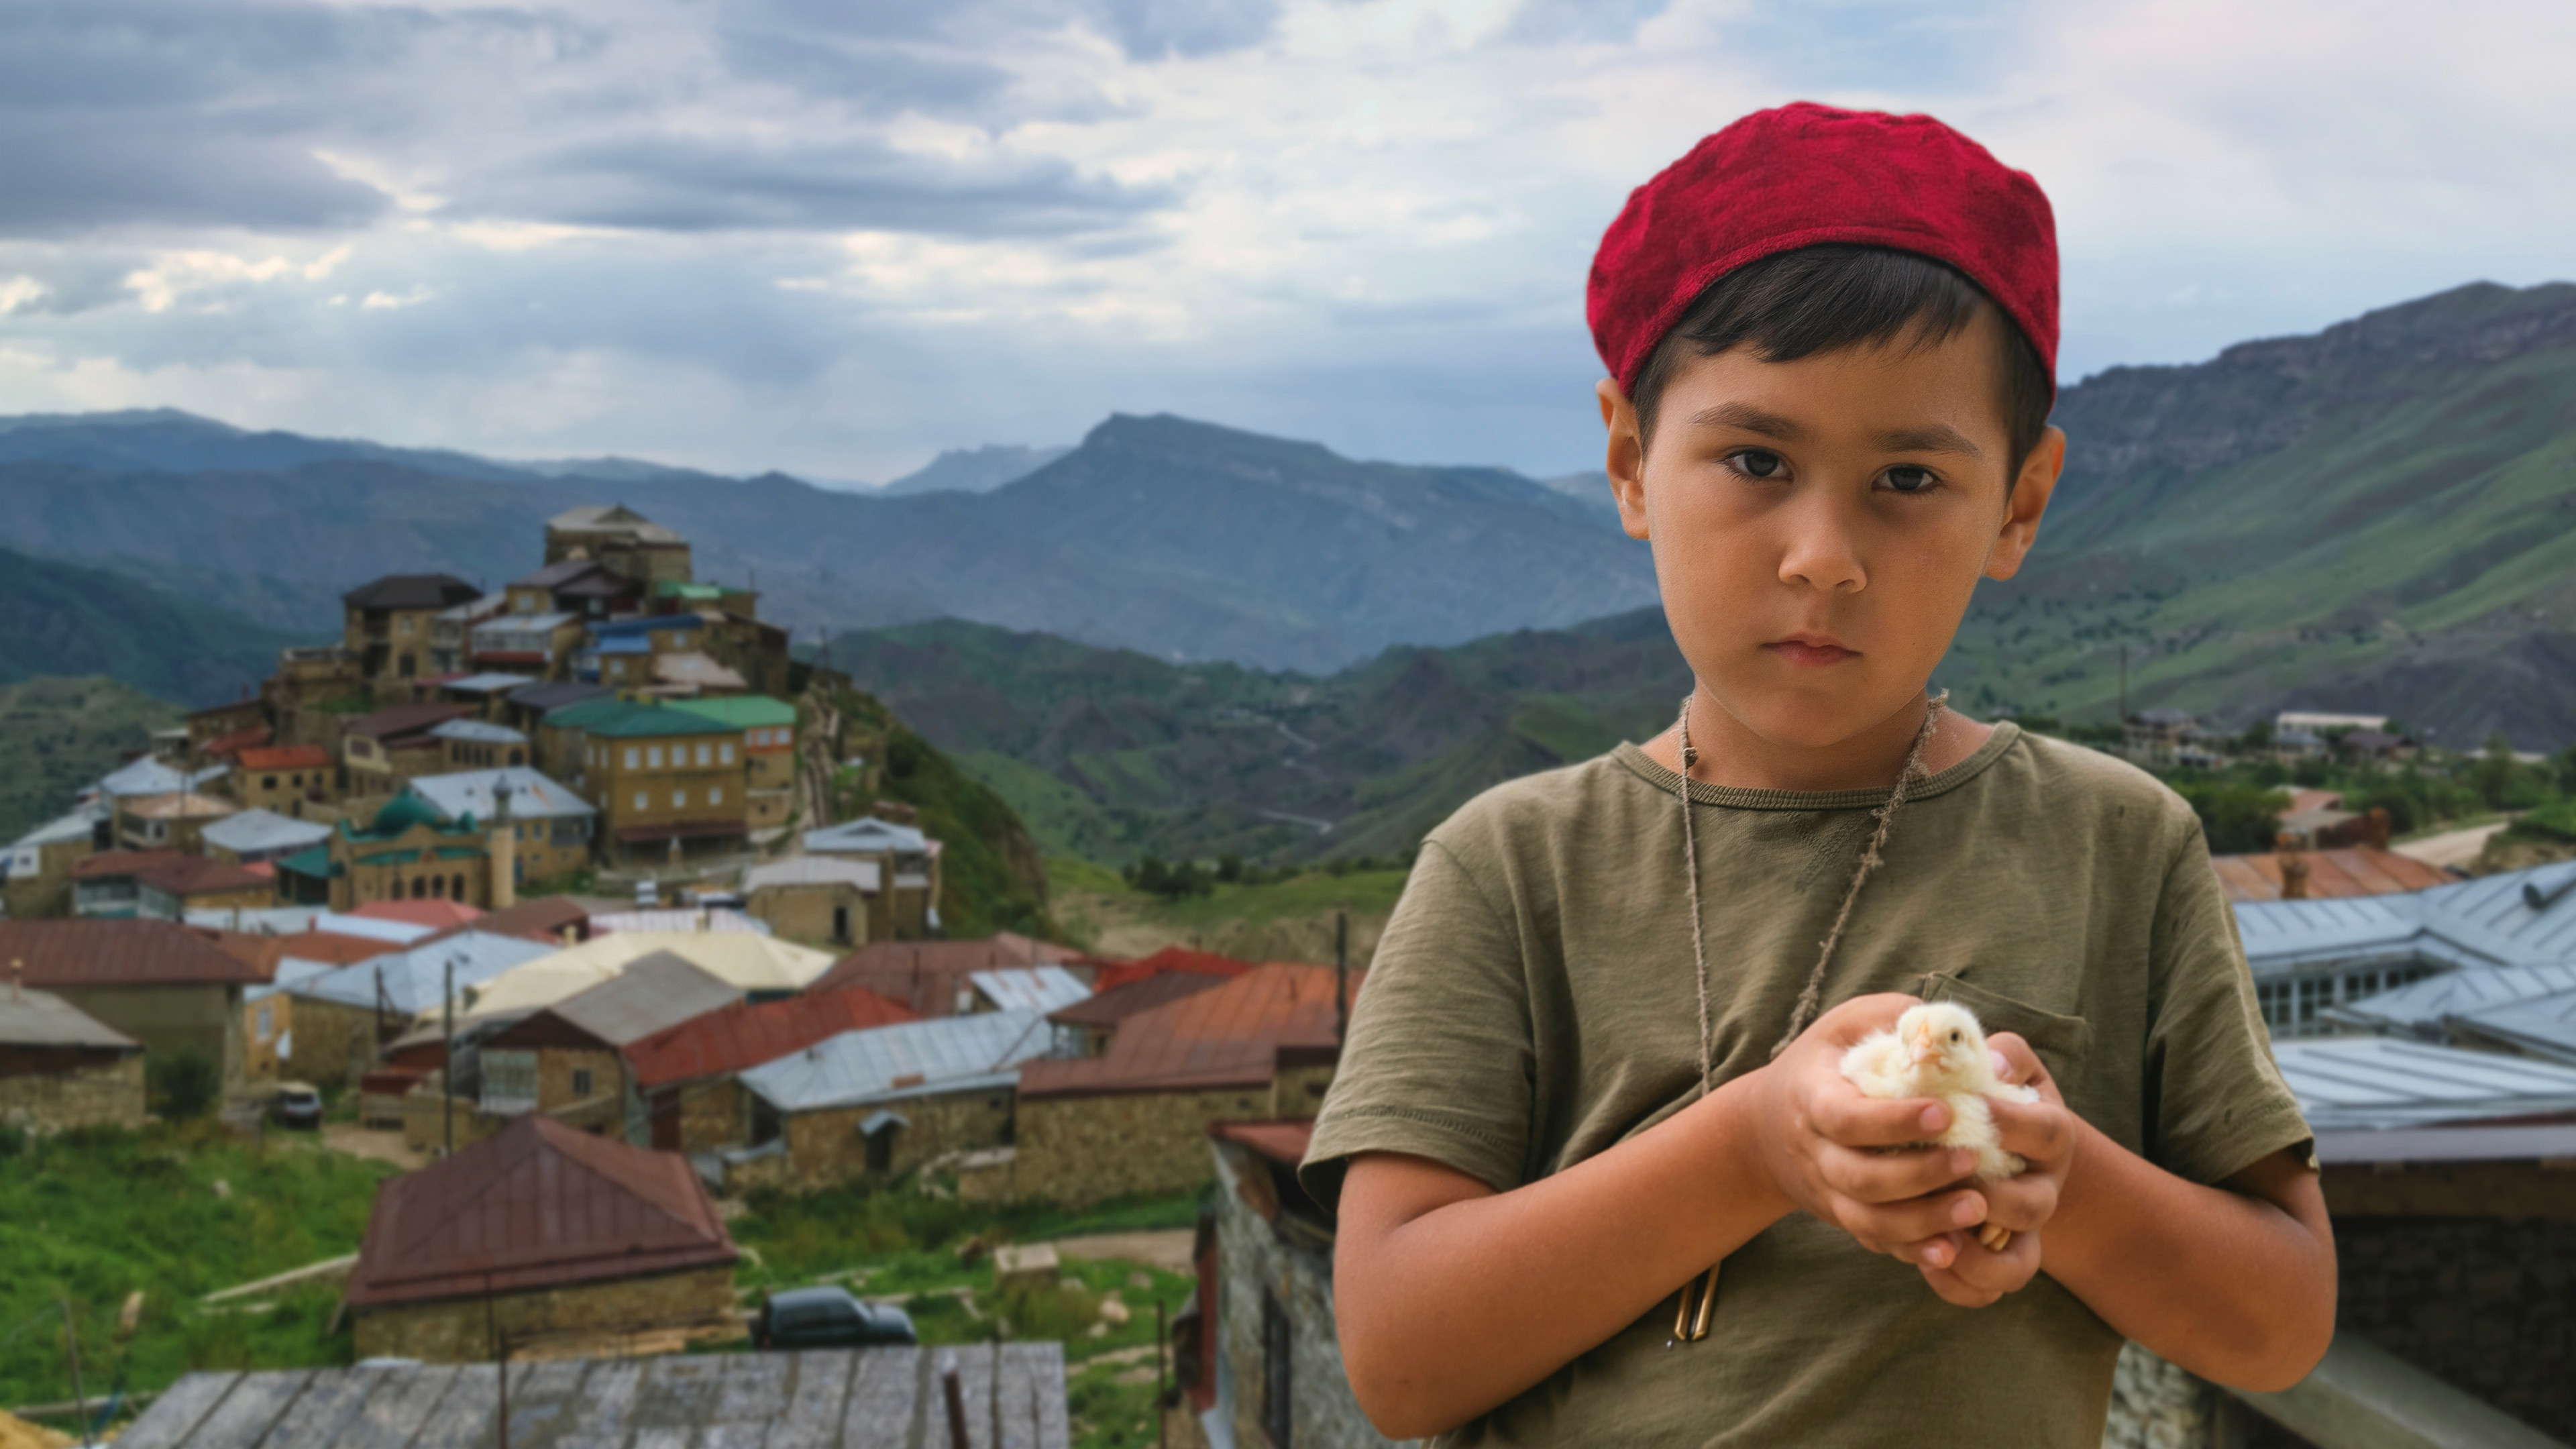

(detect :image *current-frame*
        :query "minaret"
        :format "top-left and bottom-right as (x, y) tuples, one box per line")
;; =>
(489, 780), (517, 910)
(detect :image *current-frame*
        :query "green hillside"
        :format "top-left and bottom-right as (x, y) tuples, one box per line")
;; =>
(0, 676), (179, 838)
(0, 543), (299, 704)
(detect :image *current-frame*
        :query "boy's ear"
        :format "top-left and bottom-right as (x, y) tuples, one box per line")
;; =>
(1597, 378), (1651, 541)
(1984, 425), (2065, 582)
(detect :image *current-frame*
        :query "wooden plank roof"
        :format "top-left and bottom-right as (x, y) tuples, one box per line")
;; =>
(117, 1345), (1071, 1448)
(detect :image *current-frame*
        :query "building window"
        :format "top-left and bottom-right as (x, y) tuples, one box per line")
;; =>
(722, 743), (736, 764)
(572, 1068), (594, 1099)
(694, 743), (710, 766)
(673, 790), (687, 808)
(1262, 1288), (1293, 1448)
(623, 747), (637, 769)
(710, 788), (723, 806)
(453, 872), (467, 900)
(647, 746), (663, 768)
(256, 1004), (273, 1040)
(263, 775), (278, 790)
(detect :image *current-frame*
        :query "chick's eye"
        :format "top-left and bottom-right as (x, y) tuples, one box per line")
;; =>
(1948, 1030), (1961, 1042)
(1729, 448), (1786, 480)
(1883, 465), (1935, 494)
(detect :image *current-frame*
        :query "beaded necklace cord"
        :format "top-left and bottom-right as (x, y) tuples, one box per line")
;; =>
(1666, 687), (1951, 1344)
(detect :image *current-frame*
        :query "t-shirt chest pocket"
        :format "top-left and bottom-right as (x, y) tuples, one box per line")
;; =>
(1916, 970), (2094, 1087)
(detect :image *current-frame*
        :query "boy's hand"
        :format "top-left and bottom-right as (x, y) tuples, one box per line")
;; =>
(1904, 1032), (2079, 1307)
(1746, 994), (2000, 1260)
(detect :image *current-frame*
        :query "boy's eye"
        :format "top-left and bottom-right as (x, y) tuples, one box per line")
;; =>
(1884, 466), (1935, 494)
(1729, 448), (1786, 480)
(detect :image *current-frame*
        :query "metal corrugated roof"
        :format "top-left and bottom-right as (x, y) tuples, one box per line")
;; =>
(1019, 963), (1355, 1099)
(2210, 847), (2454, 904)
(623, 985), (920, 1089)
(428, 719), (529, 745)
(969, 966), (1091, 1014)
(743, 857), (879, 892)
(292, 931), (557, 1015)
(2451, 987), (2576, 1065)
(543, 952), (743, 1047)
(0, 986), (139, 1049)
(2231, 862), (2576, 979)
(668, 695), (796, 729)
(0, 920), (268, 988)
(589, 908), (771, 936)
(741, 1010), (1052, 1113)
(2326, 962), (2576, 1032)
(95, 758), (226, 799)
(461, 931), (833, 1021)
(199, 808), (333, 857)
(407, 767), (597, 822)
(810, 935), (1088, 1018)
(440, 670), (539, 692)
(9, 808), (101, 851)
(803, 817), (930, 855)
(2272, 1036), (2576, 1130)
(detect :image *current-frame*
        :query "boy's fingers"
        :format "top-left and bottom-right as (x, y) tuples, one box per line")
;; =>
(1809, 1088), (1951, 1147)
(1939, 1223), (2042, 1297)
(1989, 1098), (2077, 1164)
(1812, 992), (1921, 1047)
(1831, 1186), (1988, 1247)
(1977, 1171), (2058, 1234)
(1987, 1032), (2053, 1095)
(1817, 1141), (1975, 1203)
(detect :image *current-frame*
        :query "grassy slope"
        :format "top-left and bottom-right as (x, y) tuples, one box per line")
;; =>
(0, 545), (299, 705)
(1046, 855), (1411, 964)
(0, 676), (178, 839)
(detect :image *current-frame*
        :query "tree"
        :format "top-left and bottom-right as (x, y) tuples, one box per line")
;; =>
(148, 1051), (219, 1120)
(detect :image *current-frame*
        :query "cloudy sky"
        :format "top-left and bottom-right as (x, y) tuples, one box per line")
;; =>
(0, 0), (2569, 483)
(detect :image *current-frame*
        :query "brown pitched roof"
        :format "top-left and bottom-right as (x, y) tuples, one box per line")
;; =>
(1091, 945), (1256, 994)
(0, 920), (268, 989)
(345, 702), (476, 741)
(810, 933), (1087, 1018)
(1018, 962), (1358, 1099)
(344, 1114), (737, 1308)
(1050, 969), (1231, 1030)
(419, 895), (591, 949)
(71, 851), (270, 898)
(623, 984), (920, 1089)
(237, 744), (332, 771)
(2210, 847), (2455, 904)
(212, 929), (398, 979)
(343, 574), (481, 611)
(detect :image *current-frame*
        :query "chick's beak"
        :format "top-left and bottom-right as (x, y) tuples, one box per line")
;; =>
(1907, 1025), (1941, 1067)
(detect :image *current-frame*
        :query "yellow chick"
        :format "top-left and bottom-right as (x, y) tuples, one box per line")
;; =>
(1839, 1001), (2041, 1252)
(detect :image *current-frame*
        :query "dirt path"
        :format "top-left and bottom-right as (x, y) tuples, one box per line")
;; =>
(2392, 820), (2514, 871)
(1043, 1229), (1195, 1274)
(321, 1123), (427, 1172)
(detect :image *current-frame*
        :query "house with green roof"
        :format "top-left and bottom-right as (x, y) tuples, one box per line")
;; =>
(670, 696), (799, 835)
(549, 698), (751, 866)
(305, 792), (503, 913)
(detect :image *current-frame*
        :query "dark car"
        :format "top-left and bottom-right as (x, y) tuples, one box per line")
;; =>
(754, 1287), (918, 1350)
(270, 1082), (324, 1130)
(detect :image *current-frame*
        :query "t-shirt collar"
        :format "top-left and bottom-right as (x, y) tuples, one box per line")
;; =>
(1613, 720), (2023, 810)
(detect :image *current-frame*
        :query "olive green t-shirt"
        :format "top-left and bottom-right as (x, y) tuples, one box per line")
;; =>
(1302, 724), (2312, 1447)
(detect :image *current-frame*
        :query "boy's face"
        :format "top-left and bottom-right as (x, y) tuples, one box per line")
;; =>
(1599, 313), (2063, 753)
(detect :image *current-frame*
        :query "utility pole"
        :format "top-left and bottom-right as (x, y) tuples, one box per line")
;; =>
(443, 957), (457, 1157)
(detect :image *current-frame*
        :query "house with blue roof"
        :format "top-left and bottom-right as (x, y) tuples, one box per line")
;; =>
(284, 929), (560, 1085)
(732, 1010), (1052, 1191)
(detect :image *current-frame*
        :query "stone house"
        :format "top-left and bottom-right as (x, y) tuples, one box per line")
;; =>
(406, 767), (599, 888)
(229, 744), (337, 817)
(743, 857), (879, 947)
(1013, 963), (1358, 1206)
(72, 851), (274, 920)
(802, 818), (945, 940)
(343, 574), (484, 686)
(426, 594), (510, 677)
(733, 1009), (1053, 1191)
(113, 791), (237, 854)
(0, 918), (267, 1081)
(471, 611), (587, 682)
(667, 696), (796, 835)
(343, 1112), (740, 1362)
(0, 977), (146, 1132)
(807, 934), (1090, 1019)
(620, 983), (918, 1152)
(500, 680), (610, 760)
(550, 698), (747, 865)
(341, 702), (477, 801)
(200, 809), (333, 869)
(429, 719), (531, 772)
(458, 930), (835, 1026)
(1046, 969), (1235, 1059)
(478, 953), (743, 1133)
(4, 808), (103, 920)
(284, 929), (557, 1085)
(1183, 1119), (1415, 1449)
(580, 613), (711, 692)
(545, 504), (694, 589)
(507, 558), (639, 621)
(229, 930), (392, 1080)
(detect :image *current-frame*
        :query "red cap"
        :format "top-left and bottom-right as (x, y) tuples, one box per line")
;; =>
(1588, 103), (2058, 398)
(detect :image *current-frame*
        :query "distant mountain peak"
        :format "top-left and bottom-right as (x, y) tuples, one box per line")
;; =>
(877, 441), (1073, 496)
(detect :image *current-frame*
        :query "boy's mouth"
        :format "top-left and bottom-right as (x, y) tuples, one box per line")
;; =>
(1764, 633), (1857, 666)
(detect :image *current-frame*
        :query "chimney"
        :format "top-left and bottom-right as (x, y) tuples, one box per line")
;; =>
(2275, 833), (2310, 902)
(9, 958), (21, 1004)
(2365, 807), (2392, 852)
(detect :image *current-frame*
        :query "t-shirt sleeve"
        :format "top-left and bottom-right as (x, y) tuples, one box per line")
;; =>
(2141, 817), (2316, 1184)
(1299, 836), (1536, 1213)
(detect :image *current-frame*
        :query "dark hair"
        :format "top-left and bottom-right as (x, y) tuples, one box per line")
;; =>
(1629, 245), (2053, 482)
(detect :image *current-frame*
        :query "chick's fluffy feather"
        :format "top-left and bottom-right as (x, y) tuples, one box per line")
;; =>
(1840, 1001), (2040, 1183)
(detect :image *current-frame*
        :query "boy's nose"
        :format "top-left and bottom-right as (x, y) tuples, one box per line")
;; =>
(1774, 515), (1866, 594)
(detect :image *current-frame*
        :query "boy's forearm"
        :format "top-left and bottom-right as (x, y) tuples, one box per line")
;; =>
(2041, 1118), (2335, 1390)
(1335, 1071), (1795, 1438)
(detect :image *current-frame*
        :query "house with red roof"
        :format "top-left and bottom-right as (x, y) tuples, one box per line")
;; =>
(619, 983), (920, 1153)
(70, 851), (274, 922)
(0, 919), (269, 1081)
(1012, 962), (1358, 1205)
(232, 743), (338, 817)
(345, 1112), (740, 1361)
(808, 933), (1090, 1018)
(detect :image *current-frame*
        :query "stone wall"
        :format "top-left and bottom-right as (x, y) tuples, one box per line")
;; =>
(1271, 1064), (1337, 1118)
(2331, 1216), (2576, 1442)
(288, 997), (392, 1086)
(776, 1086), (1014, 1191)
(352, 1264), (737, 1362)
(749, 883), (869, 949)
(538, 1045), (623, 1114)
(1208, 1142), (1417, 1449)
(2100, 1343), (2239, 1449)
(674, 1078), (747, 1152)
(402, 1090), (511, 1155)
(51, 982), (244, 1083)
(0, 1053), (145, 1131)
(1016, 1087), (1269, 1206)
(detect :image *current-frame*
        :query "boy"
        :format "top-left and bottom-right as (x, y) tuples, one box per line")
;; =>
(1302, 104), (2335, 1445)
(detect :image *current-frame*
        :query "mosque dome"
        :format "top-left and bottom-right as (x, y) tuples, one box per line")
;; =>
(370, 794), (445, 836)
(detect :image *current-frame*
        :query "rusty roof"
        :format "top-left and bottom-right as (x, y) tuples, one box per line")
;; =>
(1091, 945), (1257, 994)
(68, 850), (270, 897)
(235, 744), (332, 771)
(345, 702), (476, 740)
(350, 899), (485, 930)
(1051, 969), (1231, 1029)
(1210, 1118), (1315, 1167)
(420, 894), (591, 949)
(344, 1113), (737, 1308)
(211, 928), (396, 980)
(810, 934), (1088, 1017)
(1019, 963), (1358, 1099)
(623, 984), (921, 1089)
(2211, 846), (2455, 904)
(0, 920), (268, 988)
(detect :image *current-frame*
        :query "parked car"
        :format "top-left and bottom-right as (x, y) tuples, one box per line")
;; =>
(753, 1287), (918, 1350)
(633, 878), (659, 907)
(271, 1081), (324, 1130)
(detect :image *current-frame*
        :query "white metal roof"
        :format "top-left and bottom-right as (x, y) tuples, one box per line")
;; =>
(803, 817), (930, 855)
(406, 768), (596, 822)
(969, 966), (1091, 1015)
(2231, 859), (2576, 980)
(2451, 987), (2576, 1065)
(743, 857), (881, 893)
(543, 952), (742, 1046)
(9, 808), (101, 851)
(291, 931), (559, 1016)
(440, 670), (535, 692)
(461, 930), (835, 1020)
(2271, 1036), (2576, 1131)
(588, 908), (769, 935)
(96, 758), (227, 799)
(474, 611), (579, 635)
(428, 719), (530, 745)
(199, 809), (333, 857)
(0, 987), (138, 1049)
(742, 1010), (1053, 1114)
(2326, 961), (2576, 1033)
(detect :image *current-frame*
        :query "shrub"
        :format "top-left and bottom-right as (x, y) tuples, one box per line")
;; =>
(148, 1052), (219, 1120)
